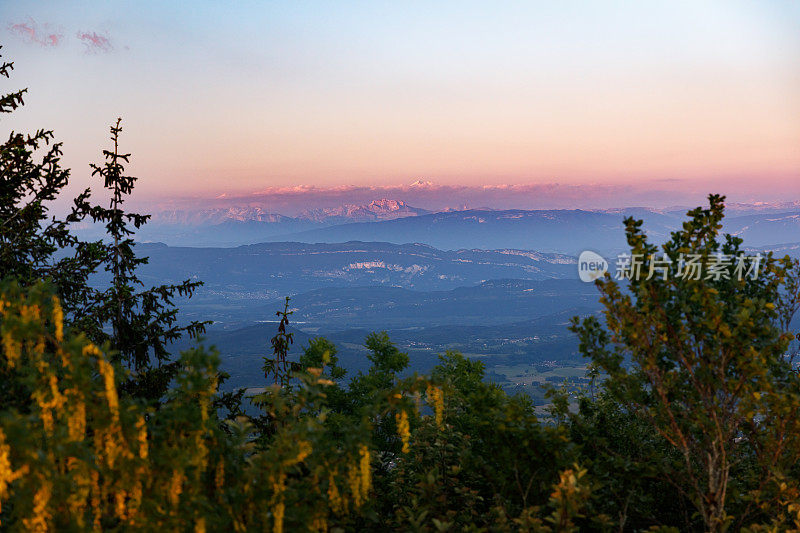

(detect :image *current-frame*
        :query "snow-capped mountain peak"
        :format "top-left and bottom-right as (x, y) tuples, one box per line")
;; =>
(297, 199), (429, 223)
(152, 207), (290, 225)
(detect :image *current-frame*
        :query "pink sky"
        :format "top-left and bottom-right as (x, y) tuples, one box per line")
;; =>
(2, 1), (799, 210)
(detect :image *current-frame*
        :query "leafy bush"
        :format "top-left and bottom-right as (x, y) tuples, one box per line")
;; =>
(570, 196), (800, 531)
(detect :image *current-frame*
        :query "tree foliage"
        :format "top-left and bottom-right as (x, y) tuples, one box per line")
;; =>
(79, 118), (208, 402)
(571, 194), (800, 531)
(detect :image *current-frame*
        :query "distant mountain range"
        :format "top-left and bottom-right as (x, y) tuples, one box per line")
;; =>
(132, 199), (428, 246)
(153, 199), (428, 226)
(137, 204), (672, 252)
(723, 212), (800, 247)
(274, 209), (665, 254)
(278, 206), (800, 254)
(124, 199), (800, 253)
(701, 201), (800, 218)
(153, 206), (294, 225)
(151, 199), (800, 227)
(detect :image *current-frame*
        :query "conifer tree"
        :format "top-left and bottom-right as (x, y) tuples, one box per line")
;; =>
(1, 48), (207, 404)
(80, 118), (208, 402)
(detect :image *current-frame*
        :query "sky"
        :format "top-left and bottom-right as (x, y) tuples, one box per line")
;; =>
(2, 1), (799, 212)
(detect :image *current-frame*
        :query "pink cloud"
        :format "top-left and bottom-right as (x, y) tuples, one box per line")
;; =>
(76, 31), (112, 53)
(149, 181), (705, 216)
(136, 175), (800, 218)
(8, 20), (62, 47)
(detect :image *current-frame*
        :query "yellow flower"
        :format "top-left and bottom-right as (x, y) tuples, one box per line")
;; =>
(20, 304), (41, 323)
(33, 336), (45, 355)
(327, 470), (345, 515)
(358, 445), (371, 502)
(135, 416), (148, 460)
(22, 481), (51, 533)
(56, 347), (70, 369)
(66, 463), (90, 526)
(89, 354), (132, 466)
(129, 478), (143, 521)
(298, 440), (313, 463)
(52, 296), (64, 342)
(90, 470), (102, 531)
(115, 489), (127, 520)
(96, 356), (120, 422)
(201, 400), (209, 424)
(426, 385), (445, 429)
(0, 435), (9, 500)
(39, 409), (54, 435)
(215, 458), (225, 495)
(310, 513), (328, 532)
(283, 440), (312, 467)
(2, 332), (20, 368)
(273, 500), (285, 533)
(95, 426), (127, 469)
(1, 429), (29, 522)
(347, 464), (362, 508)
(271, 471), (286, 497)
(168, 469), (184, 507)
(347, 446), (371, 509)
(550, 466), (588, 504)
(68, 398), (86, 442)
(195, 517), (207, 533)
(196, 433), (208, 470)
(82, 343), (102, 357)
(395, 411), (410, 453)
(271, 472), (286, 533)
(34, 375), (66, 435)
